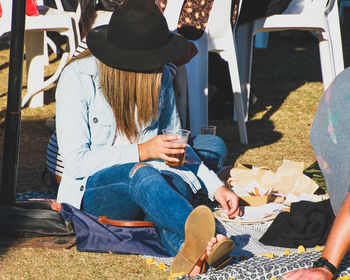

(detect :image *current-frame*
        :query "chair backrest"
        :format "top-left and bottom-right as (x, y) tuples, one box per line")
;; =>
(207, 0), (232, 38)
(93, 10), (112, 28)
(207, 0), (243, 52)
(51, 0), (82, 40)
(0, 0), (81, 38)
(0, 0), (12, 38)
(163, 0), (184, 33)
(284, 0), (329, 15)
(53, 0), (65, 11)
(207, 0), (243, 39)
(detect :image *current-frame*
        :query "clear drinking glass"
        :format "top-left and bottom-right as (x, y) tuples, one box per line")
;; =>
(162, 128), (190, 167)
(200, 125), (216, 135)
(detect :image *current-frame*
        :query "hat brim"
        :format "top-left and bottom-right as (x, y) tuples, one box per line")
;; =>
(86, 25), (192, 71)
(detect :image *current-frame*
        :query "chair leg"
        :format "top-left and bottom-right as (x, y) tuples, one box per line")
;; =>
(22, 29), (71, 108)
(318, 31), (336, 91)
(326, 0), (344, 76)
(46, 34), (63, 58)
(226, 45), (248, 145)
(236, 22), (254, 122)
(25, 30), (45, 108)
(233, 93), (248, 145)
(186, 36), (209, 136)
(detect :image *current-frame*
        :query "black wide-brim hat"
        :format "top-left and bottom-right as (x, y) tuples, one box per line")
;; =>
(86, 0), (192, 71)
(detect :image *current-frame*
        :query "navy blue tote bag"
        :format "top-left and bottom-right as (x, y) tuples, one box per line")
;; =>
(59, 203), (170, 257)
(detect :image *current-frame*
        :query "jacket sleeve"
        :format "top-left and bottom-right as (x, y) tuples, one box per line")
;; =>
(184, 146), (224, 201)
(158, 66), (182, 131)
(55, 63), (139, 179)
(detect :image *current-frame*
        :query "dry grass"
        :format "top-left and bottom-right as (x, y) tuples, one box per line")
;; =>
(0, 9), (349, 280)
(0, 247), (169, 280)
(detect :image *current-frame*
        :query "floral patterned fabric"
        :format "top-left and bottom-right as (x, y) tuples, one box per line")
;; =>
(156, 0), (240, 40)
(176, 0), (215, 40)
(310, 67), (350, 214)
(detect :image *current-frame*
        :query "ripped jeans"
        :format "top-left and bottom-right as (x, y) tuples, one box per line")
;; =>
(83, 135), (227, 256)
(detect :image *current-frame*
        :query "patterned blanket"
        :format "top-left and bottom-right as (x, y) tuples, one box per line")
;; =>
(17, 190), (350, 279)
(143, 219), (350, 280)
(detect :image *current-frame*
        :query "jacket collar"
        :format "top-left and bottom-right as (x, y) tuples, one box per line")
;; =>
(76, 56), (99, 77)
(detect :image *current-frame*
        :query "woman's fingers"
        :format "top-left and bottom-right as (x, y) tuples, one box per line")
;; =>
(227, 197), (242, 218)
(140, 134), (187, 162)
(157, 135), (187, 162)
(139, 135), (183, 161)
(161, 153), (180, 162)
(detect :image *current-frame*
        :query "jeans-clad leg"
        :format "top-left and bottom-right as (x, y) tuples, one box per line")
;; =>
(83, 135), (227, 256)
(190, 134), (227, 172)
(83, 162), (193, 256)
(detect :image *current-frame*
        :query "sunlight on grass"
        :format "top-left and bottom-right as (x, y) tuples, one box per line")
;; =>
(235, 82), (324, 171)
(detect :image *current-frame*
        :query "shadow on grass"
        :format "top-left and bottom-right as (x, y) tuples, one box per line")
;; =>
(208, 30), (326, 163)
(250, 31), (322, 118)
(212, 117), (282, 165)
(0, 85), (56, 119)
(0, 61), (9, 71)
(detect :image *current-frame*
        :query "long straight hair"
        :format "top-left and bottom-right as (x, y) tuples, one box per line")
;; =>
(99, 61), (163, 143)
(79, 0), (97, 39)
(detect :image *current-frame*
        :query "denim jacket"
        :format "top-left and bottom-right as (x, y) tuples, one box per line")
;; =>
(55, 56), (223, 208)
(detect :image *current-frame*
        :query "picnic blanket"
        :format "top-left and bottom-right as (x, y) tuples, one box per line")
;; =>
(16, 191), (350, 279)
(143, 218), (350, 280)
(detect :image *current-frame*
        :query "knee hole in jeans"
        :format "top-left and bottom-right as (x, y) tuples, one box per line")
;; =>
(130, 163), (149, 177)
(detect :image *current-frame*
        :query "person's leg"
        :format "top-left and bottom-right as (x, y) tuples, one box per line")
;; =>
(160, 170), (194, 204)
(83, 162), (193, 256)
(189, 134), (228, 172)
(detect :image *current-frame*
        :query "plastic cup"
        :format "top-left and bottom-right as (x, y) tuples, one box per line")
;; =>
(162, 128), (190, 167)
(200, 125), (216, 135)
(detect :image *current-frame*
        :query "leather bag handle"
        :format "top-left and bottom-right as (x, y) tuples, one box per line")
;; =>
(98, 216), (155, 227)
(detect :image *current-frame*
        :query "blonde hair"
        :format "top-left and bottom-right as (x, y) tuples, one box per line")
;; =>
(99, 61), (163, 143)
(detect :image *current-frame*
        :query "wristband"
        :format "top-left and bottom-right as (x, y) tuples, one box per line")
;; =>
(313, 257), (337, 278)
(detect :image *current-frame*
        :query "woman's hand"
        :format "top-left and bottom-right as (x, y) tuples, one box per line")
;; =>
(138, 135), (186, 163)
(214, 186), (241, 219)
(282, 267), (334, 280)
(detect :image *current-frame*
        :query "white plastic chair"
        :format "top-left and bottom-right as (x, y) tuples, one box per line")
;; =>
(22, 0), (81, 107)
(93, 10), (113, 27)
(0, 0), (81, 108)
(164, 0), (248, 144)
(0, 0), (12, 38)
(236, 0), (344, 120)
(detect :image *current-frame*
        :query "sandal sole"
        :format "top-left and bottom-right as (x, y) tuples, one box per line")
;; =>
(207, 238), (234, 270)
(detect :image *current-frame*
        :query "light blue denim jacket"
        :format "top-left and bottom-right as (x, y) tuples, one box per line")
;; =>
(55, 56), (223, 208)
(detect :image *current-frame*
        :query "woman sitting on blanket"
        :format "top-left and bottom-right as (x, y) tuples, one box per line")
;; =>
(283, 67), (350, 280)
(55, 0), (241, 277)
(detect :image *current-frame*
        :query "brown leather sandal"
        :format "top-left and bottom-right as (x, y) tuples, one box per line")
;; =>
(170, 205), (215, 275)
(207, 238), (234, 270)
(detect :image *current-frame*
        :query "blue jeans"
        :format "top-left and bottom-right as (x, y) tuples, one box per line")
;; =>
(83, 135), (227, 256)
(189, 134), (227, 172)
